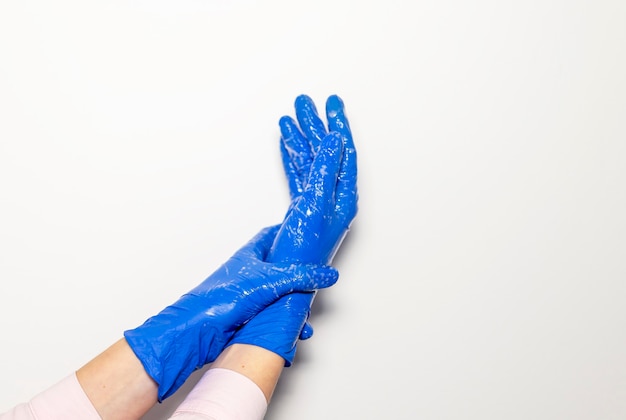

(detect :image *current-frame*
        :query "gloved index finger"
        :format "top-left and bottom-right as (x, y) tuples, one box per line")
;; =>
(326, 94), (355, 152)
(238, 225), (281, 260)
(280, 115), (314, 199)
(295, 94), (328, 154)
(280, 140), (305, 200)
(327, 95), (358, 226)
(334, 145), (358, 228)
(304, 132), (344, 214)
(280, 115), (313, 174)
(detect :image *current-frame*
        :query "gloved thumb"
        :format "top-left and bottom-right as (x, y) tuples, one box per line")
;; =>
(275, 264), (339, 294)
(299, 321), (314, 340)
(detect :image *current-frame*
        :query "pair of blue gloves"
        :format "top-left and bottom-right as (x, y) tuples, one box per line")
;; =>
(124, 94), (358, 401)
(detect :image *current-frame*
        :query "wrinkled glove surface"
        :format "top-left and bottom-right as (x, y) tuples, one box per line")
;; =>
(230, 94), (358, 364)
(124, 225), (338, 400)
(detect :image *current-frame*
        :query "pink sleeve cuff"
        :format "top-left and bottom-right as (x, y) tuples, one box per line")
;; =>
(169, 368), (267, 420)
(0, 373), (101, 420)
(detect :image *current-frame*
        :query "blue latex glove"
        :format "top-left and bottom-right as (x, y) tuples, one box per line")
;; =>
(123, 225), (339, 401)
(280, 94), (358, 231)
(229, 94), (358, 364)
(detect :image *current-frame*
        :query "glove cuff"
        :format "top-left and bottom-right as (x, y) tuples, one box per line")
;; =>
(124, 309), (227, 401)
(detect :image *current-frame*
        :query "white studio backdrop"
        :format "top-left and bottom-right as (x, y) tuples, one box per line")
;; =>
(1, 1), (625, 419)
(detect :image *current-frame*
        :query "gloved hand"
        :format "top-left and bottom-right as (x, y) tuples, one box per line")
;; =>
(279, 94), (358, 226)
(274, 94), (358, 264)
(227, 291), (316, 363)
(229, 94), (358, 364)
(123, 225), (339, 401)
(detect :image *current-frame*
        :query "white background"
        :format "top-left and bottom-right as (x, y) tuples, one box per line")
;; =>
(1, 1), (625, 419)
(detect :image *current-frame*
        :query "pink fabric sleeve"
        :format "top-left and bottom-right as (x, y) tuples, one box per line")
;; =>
(169, 368), (267, 420)
(0, 373), (101, 420)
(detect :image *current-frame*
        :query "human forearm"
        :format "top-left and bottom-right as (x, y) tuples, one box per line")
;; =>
(76, 338), (158, 420)
(210, 343), (284, 402)
(168, 345), (279, 420)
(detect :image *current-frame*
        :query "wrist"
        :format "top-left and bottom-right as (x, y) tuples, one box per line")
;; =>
(76, 338), (158, 419)
(211, 343), (285, 402)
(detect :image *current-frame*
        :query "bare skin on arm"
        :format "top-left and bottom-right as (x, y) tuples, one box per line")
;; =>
(76, 339), (158, 420)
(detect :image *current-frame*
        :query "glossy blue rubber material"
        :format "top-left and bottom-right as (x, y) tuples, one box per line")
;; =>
(230, 94), (358, 364)
(124, 225), (339, 401)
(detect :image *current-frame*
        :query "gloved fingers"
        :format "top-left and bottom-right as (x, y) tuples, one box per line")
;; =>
(326, 95), (359, 227)
(326, 95), (354, 151)
(280, 140), (305, 199)
(304, 132), (344, 214)
(299, 320), (314, 340)
(295, 94), (328, 153)
(270, 264), (339, 295)
(334, 140), (359, 227)
(278, 292), (314, 342)
(237, 225), (281, 260)
(280, 115), (313, 176)
(228, 292), (314, 365)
